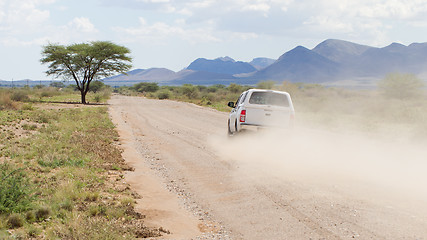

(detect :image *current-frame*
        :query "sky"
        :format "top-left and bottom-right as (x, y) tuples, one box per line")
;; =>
(1, 0), (427, 80)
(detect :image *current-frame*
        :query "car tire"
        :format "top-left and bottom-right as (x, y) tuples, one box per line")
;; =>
(228, 120), (233, 136)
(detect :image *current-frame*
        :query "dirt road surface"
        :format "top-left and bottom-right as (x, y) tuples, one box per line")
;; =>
(109, 95), (427, 240)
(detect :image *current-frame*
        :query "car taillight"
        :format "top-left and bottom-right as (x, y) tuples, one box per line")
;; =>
(240, 110), (246, 122)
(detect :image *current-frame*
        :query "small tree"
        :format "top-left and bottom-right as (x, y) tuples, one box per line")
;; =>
(89, 81), (106, 93)
(181, 84), (199, 99)
(228, 83), (241, 93)
(256, 80), (276, 89)
(378, 73), (424, 99)
(41, 41), (132, 104)
(133, 82), (159, 93)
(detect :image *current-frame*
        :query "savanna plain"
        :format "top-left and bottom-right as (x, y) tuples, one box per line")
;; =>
(1, 77), (427, 239)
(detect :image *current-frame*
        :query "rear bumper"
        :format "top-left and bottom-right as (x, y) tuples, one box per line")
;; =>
(240, 123), (292, 131)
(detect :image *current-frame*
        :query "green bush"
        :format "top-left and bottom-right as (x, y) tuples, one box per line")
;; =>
(181, 84), (198, 99)
(228, 83), (242, 93)
(133, 82), (159, 93)
(10, 91), (30, 102)
(35, 206), (51, 222)
(89, 81), (107, 93)
(156, 89), (171, 100)
(25, 211), (36, 223)
(0, 164), (33, 213)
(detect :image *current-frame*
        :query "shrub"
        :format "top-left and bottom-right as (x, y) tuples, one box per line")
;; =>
(25, 211), (36, 223)
(84, 192), (99, 202)
(35, 206), (51, 221)
(65, 84), (78, 91)
(27, 225), (40, 237)
(256, 80), (276, 89)
(156, 89), (171, 99)
(378, 73), (425, 99)
(89, 205), (106, 216)
(89, 81), (106, 93)
(7, 214), (24, 229)
(181, 84), (199, 99)
(10, 91), (30, 102)
(0, 93), (17, 110)
(280, 81), (299, 96)
(21, 103), (34, 111)
(0, 164), (33, 213)
(60, 199), (74, 211)
(50, 81), (65, 88)
(94, 94), (102, 103)
(133, 82), (159, 93)
(228, 83), (242, 93)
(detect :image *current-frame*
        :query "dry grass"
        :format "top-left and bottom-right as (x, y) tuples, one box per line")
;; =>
(0, 89), (160, 239)
(0, 92), (18, 110)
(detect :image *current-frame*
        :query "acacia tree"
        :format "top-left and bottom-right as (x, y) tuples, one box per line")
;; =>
(41, 41), (132, 104)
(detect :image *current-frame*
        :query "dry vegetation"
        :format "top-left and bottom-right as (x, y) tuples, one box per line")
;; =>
(118, 74), (427, 140)
(0, 88), (161, 239)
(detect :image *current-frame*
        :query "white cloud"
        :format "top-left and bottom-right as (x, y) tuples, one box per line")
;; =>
(242, 3), (270, 13)
(114, 17), (221, 44)
(0, 36), (50, 47)
(139, 0), (170, 3)
(291, 0), (427, 46)
(303, 16), (353, 33)
(356, 0), (427, 19)
(0, 0), (51, 31)
(68, 17), (98, 33)
(0, 0), (102, 47)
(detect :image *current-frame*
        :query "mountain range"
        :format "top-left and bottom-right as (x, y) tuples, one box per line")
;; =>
(104, 39), (427, 87)
(4, 39), (425, 87)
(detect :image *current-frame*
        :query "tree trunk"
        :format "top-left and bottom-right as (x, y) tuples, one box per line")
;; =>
(81, 90), (87, 104)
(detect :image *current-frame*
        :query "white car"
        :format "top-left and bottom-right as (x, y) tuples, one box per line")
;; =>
(227, 89), (295, 135)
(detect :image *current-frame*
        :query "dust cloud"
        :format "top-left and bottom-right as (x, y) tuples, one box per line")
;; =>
(209, 123), (427, 216)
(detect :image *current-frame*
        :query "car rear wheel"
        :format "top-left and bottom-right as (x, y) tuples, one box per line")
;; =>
(227, 120), (233, 136)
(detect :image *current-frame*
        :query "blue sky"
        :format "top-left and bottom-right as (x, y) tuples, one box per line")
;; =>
(1, 0), (427, 80)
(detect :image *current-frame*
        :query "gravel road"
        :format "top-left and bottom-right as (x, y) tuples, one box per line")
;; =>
(109, 95), (427, 240)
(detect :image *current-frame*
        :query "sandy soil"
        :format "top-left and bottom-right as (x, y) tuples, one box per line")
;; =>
(108, 95), (427, 240)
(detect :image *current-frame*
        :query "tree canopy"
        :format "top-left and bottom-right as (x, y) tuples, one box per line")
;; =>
(41, 41), (132, 104)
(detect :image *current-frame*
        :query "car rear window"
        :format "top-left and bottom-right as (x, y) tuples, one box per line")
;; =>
(248, 92), (289, 107)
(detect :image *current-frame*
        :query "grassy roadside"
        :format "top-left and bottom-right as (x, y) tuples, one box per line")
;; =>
(0, 91), (161, 239)
(0, 86), (111, 105)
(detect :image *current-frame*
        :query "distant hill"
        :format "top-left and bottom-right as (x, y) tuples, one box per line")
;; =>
(187, 57), (257, 75)
(102, 39), (427, 86)
(249, 58), (276, 70)
(248, 46), (342, 83)
(104, 68), (176, 82)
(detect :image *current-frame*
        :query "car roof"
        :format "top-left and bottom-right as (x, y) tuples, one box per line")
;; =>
(246, 89), (290, 95)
